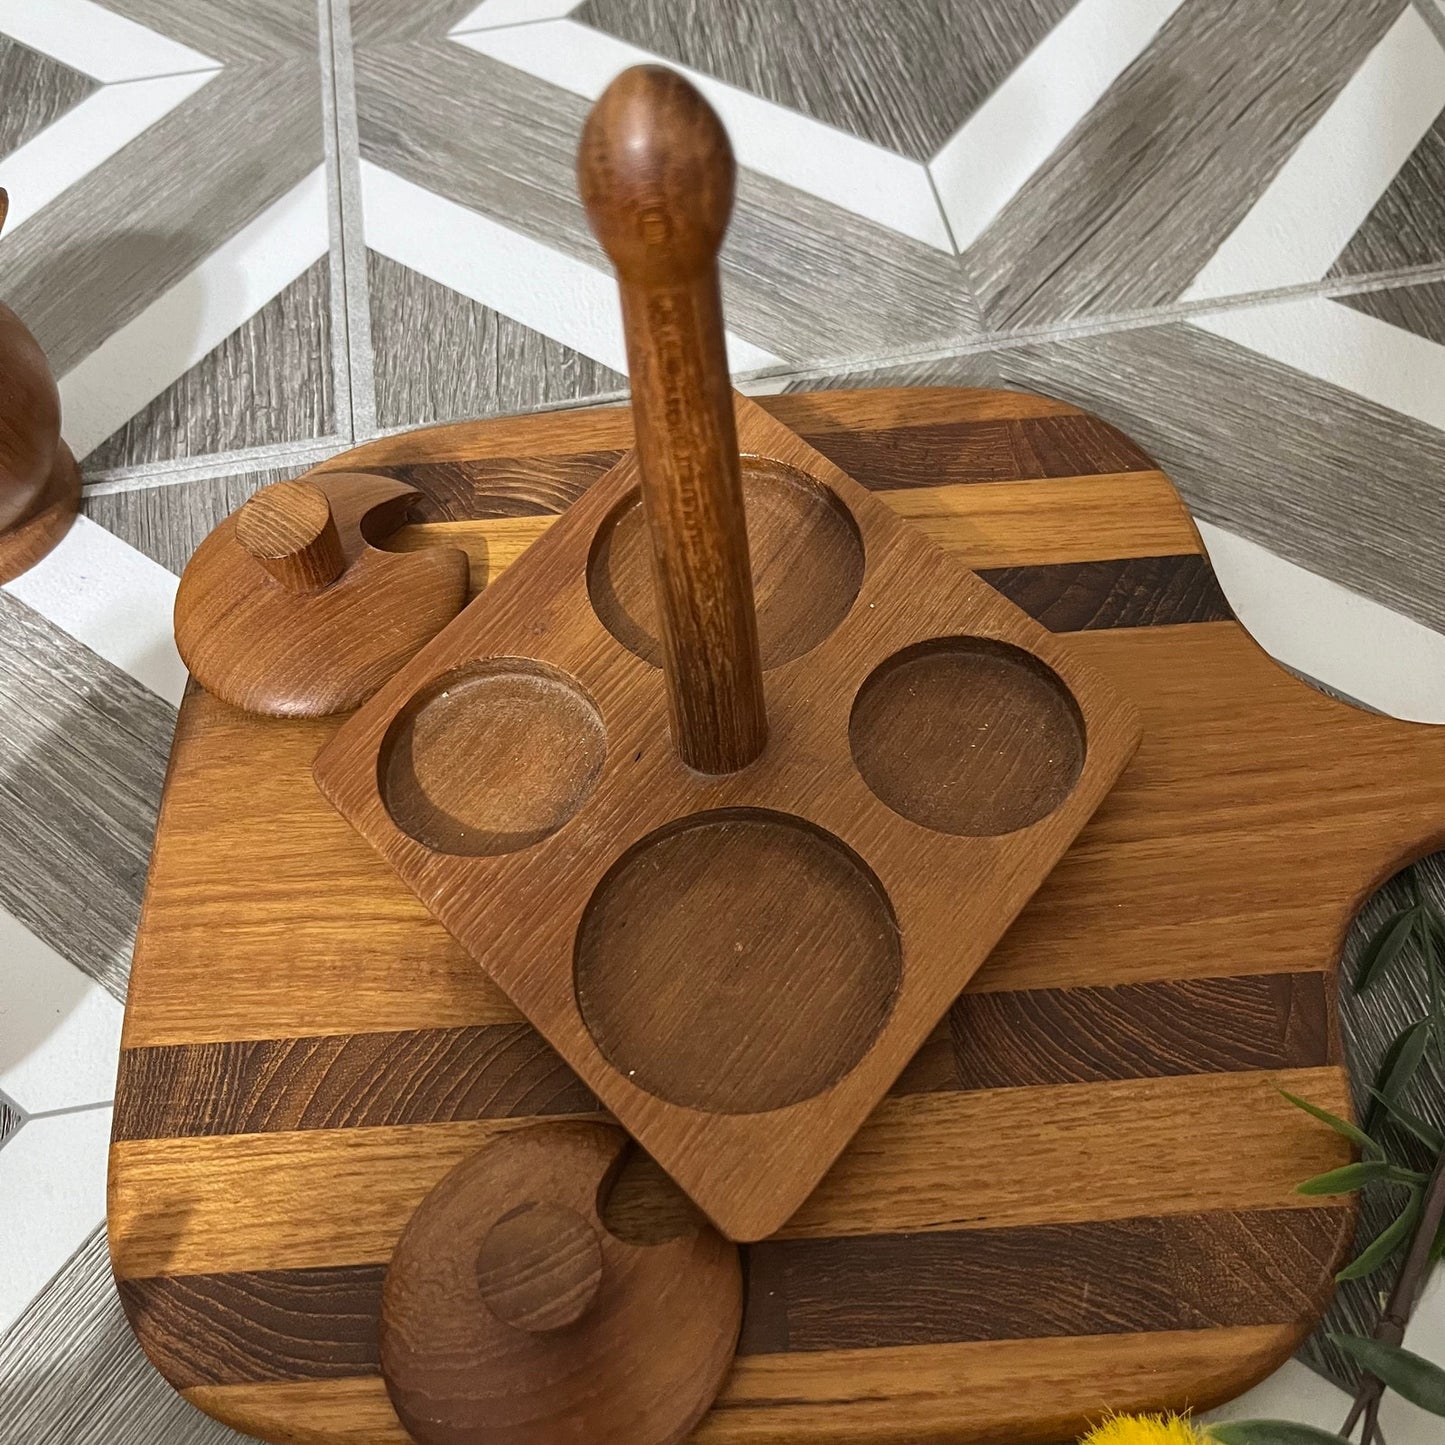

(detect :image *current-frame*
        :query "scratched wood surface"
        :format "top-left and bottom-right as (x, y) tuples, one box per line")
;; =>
(111, 387), (1445, 1444)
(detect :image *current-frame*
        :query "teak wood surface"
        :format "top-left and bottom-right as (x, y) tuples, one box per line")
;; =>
(111, 386), (1445, 1445)
(311, 391), (1141, 1242)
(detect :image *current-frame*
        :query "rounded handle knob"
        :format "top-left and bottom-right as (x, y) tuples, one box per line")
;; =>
(236, 480), (346, 592)
(577, 64), (735, 285)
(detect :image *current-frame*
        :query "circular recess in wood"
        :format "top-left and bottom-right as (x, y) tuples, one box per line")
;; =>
(574, 808), (900, 1114)
(586, 456), (864, 669)
(379, 659), (605, 856)
(381, 1121), (742, 1445)
(475, 1202), (604, 1333)
(850, 638), (1085, 836)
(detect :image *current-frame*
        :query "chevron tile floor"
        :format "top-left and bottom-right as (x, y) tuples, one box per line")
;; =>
(3, 0), (1445, 1439)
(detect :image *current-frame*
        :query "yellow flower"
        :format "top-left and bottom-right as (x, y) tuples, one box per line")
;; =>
(1078, 1414), (1211, 1445)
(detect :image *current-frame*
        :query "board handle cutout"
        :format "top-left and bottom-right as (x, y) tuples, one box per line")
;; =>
(578, 65), (767, 775)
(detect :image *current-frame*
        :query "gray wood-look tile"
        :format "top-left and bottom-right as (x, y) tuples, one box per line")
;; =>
(368, 250), (625, 429)
(101, 0), (318, 65)
(0, 39), (98, 160)
(81, 260), (336, 469)
(2, 60), (324, 378)
(83, 467), (297, 576)
(797, 312), (1445, 637)
(963, 0), (1402, 330)
(353, 24), (984, 364)
(1329, 113), (1445, 280)
(0, 595), (174, 1001)
(573, 0), (1074, 160)
(1337, 278), (1445, 346)
(0, 1228), (247, 1444)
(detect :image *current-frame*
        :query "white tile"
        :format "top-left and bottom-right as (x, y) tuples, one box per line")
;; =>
(0, 1106), (110, 1334)
(452, 21), (953, 252)
(1192, 295), (1445, 435)
(930, 0), (1186, 252)
(3, 516), (184, 705)
(450, 0), (584, 31)
(0, 0), (219, 82)
(1184, 7), (1445, 301)
(1198, 518), (1445, 723)
(361, 160), (782, 375)
(0, 70), (218, 237)
(56, 165), (330, 459)
(0, 909), (122, 1114)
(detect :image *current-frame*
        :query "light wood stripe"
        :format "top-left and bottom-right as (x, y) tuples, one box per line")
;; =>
(109, 1067), (1348, 1278)
(388, 472), (1200, 590)
(184, 1325), (1301, 1445)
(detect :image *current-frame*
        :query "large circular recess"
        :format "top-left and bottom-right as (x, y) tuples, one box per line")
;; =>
(574, 808), (900, 1114)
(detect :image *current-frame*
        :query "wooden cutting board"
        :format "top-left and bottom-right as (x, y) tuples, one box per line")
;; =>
(110, 386), (1445, 1445)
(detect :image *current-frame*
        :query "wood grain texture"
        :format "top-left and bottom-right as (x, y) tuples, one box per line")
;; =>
(112, 1025), (597, 1141)
(313, 393), (1142, 1241)
(0, 38), (98, 159)
(107, 1068), (1350, 1280)
(0, 1229), (245, 1445)
(578, 67), (768, 773)
(379, 1123), (741, 1445)
(575, 0), (1074, 159)
(174, 472), (469, 716)
(184, 1327), (1310, 1445)
(367, 251), (625, 431)
(962, 0), (1399, 329)
(0, 593), (173, 999)
(82, 261), (337, 471)
(115, 386), (1443, 1444)
(109, 1203), (1349, 1389)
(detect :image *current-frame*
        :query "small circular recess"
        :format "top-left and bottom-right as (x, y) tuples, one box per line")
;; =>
(586, 456), (864, 668)
(574, 808), (900, 1114)
(379, 659), (605, 856)
(849, 637), (1085, 836)
(475, 1202), (604, 1333)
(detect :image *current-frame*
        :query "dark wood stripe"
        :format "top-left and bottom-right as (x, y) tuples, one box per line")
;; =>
(977, 554), (1232, 632)
(115, 1206), (1348, 1385)
(112, 1024), (598, 1142)
(737, 1205), (1350, 1355)
(118, 1266), (385, 1389)
(799, 414), (1155, 491)
(948, 973), (1333, 1092)
(390, 451), (626, 520)
(113, 975), (1327, 1142)
(379, 415), (1154, 520)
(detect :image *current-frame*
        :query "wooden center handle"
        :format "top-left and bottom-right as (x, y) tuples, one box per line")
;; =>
(235, 480), (346, 593)
(578, 65), (767, 775)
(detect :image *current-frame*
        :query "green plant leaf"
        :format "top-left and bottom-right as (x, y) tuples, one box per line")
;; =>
(1206, 1422), (1352, 1445)
(1365, 1017), (1434, 1132)
(1295, 1159), (1397, 1195)
(1355, 906), (1420, 992)
(1366, 1087), (1445, 1151)
(1428, 912), (1445, 975)
(1433, 1214), (1445, 1261)
(1328, 1333), (1445, 1414)
(1336, 1192), (1422, 1280)
(1278, 1089), (1382, 1158)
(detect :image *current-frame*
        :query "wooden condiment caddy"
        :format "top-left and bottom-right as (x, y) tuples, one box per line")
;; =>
(312, 68), (1143, 1244)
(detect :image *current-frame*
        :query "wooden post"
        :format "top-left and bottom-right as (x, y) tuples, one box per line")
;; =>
(578, 65), (767, 775)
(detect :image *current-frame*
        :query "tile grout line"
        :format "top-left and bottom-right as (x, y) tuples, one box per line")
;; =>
(21, 1101), (114, 1122)
(81, 437), (351, 496)
(327, 0), (378, 441)
(1412, 0), (1445, 47)
(317, 0), (354, 447)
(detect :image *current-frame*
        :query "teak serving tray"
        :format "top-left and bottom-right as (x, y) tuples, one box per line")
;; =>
(311, 391), (1141, 1242)
(111, 386), (1445, 1445)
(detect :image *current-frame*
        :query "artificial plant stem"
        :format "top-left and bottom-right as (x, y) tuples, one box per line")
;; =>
(1343, 1146), (1445, 1432)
